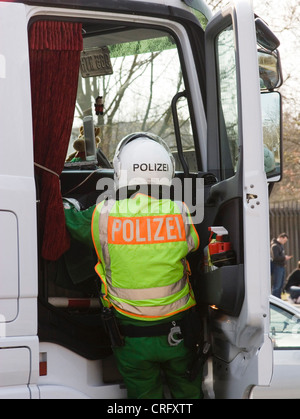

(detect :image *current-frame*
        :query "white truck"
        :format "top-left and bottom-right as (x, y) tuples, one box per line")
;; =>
(0, 0), (282, 399)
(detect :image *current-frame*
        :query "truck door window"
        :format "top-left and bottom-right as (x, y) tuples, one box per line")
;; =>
(66, 26), (197, 173)
(215, 24), (239, 179)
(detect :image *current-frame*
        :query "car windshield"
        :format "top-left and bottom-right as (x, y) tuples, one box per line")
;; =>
(270, 303), (300, 349)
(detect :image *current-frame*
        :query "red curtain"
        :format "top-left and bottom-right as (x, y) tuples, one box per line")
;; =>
(29, 21), (83, 260)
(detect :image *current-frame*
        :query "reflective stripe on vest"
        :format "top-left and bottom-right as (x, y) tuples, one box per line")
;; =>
(108, 293), (191, 318)
(92, 196), (196, 320)
(108, 275), (187, 300)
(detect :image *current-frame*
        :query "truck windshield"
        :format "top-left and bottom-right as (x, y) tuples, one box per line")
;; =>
(66, 26), (197, 172)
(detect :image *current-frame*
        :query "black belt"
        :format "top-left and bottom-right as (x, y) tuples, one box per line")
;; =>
(119, 319), (184, 338)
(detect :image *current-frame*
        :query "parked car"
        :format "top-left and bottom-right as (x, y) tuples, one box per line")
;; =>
(252, 295), (300, 398)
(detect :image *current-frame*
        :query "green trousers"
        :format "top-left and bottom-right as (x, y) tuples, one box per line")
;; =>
(113, 335), (203, 399)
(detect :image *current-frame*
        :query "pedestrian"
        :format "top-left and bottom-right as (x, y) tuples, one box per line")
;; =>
(285, 261), (300, 303)
(64, 132), (203, 399)
(270, 233), (293, 298)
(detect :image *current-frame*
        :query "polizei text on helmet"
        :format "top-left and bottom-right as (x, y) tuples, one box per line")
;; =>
(133, 163), (169, 171)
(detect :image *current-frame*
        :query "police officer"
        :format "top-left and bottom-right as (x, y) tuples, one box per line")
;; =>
(271, 233), (293, 298)
(65, 132), (203, 399)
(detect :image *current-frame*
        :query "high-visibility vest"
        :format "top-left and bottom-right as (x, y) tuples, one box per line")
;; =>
(91, 193), (199, 321)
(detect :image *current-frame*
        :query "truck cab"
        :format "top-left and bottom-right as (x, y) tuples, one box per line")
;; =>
(0, 0), (282, 398)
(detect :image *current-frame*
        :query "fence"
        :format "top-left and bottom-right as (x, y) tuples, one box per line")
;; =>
(269, 201), (300, 278)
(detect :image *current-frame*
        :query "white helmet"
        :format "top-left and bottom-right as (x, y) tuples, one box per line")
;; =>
(113, 132), (175, 190)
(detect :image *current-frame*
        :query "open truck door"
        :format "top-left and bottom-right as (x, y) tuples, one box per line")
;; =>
(200, 0), (281, 398)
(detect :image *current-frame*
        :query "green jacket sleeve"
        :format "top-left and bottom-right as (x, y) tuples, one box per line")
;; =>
(64, 203), (95, 248)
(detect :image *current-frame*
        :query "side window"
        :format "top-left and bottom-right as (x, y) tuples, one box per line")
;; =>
(215, 23), (282, 181)
(270, 304), (300, 349)
(215, 24), (239, 180)
(66, 26), (197, 173)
